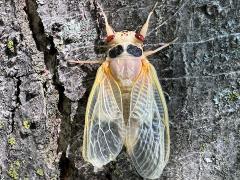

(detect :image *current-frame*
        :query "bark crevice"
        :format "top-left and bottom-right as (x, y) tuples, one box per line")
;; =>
(10, 77), (21, 133)
(24, 0), (72, 178)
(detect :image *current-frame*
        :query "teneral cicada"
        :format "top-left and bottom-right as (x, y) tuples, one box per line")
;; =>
(74, 3), (175, 179)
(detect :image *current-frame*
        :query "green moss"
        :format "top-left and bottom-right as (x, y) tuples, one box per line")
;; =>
(200, 143), (206, 152)
(50, 176), (58, 180)
(14, 160), (20, 168)
(7, 40), (14, 51)
(8, 137), (16, 146)
(113, 169), (122, 176)
(7, 164), (19, 180)
(228, 92), (240, 102)
(23, 120), (30, 129)
(0, 121), (4, 129)
(36, 168), (44, 176)
(7, 160), (21, 179)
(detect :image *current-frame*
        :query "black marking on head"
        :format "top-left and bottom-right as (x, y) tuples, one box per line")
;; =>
(127, 44), (142, 57)
(108, 45), (124, 58)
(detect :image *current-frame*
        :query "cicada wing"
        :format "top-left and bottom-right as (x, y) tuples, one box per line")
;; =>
(83, 63), (125, 168)
(125, 60), (170, 179)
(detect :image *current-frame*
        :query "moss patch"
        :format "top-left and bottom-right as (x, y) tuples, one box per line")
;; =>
(0, 121), (4, 129)
(36, 168), (44, 176)
(7, 40), (15, 52)
(7, 161), (21, 180)
(227, 92), (240, 102)
(23, 120), (30, 129)
(8, 137), (16, 146)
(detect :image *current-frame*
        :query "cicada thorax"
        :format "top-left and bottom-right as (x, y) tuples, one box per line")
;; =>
(106, 32), (144, 90)
(108, 55), (142, 88)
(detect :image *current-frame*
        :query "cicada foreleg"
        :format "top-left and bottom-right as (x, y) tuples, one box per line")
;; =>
(144, 37), (178, 57)
(68, 60), (104, 65)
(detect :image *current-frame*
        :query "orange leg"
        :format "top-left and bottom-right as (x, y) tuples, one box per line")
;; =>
(68, 60), (104, 65)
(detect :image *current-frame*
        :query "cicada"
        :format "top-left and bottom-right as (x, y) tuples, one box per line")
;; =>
(79, 3), (174, 179)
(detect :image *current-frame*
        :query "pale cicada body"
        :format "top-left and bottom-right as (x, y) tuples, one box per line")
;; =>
(82, 4), (172, 179)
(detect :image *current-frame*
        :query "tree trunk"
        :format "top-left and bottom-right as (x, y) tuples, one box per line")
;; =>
(0, 0), (239, 179)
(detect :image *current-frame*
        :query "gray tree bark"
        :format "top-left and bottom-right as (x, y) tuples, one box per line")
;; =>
(0, 0), (239, 179)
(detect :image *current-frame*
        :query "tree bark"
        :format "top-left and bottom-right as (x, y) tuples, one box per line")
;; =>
(0, 0), (239, 179)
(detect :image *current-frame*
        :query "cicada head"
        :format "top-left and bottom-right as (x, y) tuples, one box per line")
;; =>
(102, 7), (153, 47)
(101, 9), (155, 60)
(100, 3), (162, 87)
(106, 31), (144, 45)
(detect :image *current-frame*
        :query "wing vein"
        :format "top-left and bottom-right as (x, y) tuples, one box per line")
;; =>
(126, 61), (170, 179)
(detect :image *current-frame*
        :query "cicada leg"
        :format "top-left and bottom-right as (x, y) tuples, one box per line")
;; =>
(68, 60), (104, 64)
(144, 38), (178, 57)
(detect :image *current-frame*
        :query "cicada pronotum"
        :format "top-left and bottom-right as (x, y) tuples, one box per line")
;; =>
(72, 3), (176, 179)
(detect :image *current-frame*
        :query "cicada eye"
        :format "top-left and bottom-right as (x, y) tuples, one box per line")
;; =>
(127, 44), (143, 57)
(108, 45), (124, 58)
(106, 34), (115, 43)
(135, 33), (144, 42)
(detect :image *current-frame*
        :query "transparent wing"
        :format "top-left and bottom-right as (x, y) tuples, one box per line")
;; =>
(83, 63), (125, 168)
(125, 60), (170, 179)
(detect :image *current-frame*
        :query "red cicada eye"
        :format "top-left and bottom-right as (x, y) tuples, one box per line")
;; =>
(106, 35), (115, 43)
(135, 33), (144, 42)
